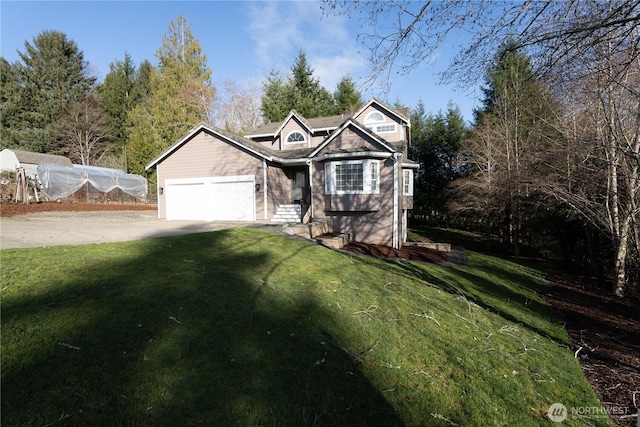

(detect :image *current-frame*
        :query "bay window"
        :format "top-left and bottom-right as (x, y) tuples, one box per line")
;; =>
(325, 160), (380, 194)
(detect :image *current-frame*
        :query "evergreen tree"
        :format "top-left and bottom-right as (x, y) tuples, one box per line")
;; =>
(289, 51), (336, 118)
(261, 70), (291, 123)
(127, 15), (215, 178)
(133, 60), (153, 101)
(261, 51), (336, 122)
(453, 43), (558, 255)
(410, 101), (467, 218)
(98, 55), (153, 170)
(334, 76), (363, 114)
(0, 58), (23, 149)
(99, 53), (138, 148)
(1, 30), (96, 152)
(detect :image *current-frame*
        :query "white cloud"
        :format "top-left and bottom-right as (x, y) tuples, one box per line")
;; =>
(311, 54), (365, 92)
(246, 1), (365, 89)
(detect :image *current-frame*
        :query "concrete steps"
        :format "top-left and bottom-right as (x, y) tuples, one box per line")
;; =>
(284, 219), (352, 250)
(271, 204), (302, 223)
(314, 232), (352, 249)
(285, 220), (331, 239)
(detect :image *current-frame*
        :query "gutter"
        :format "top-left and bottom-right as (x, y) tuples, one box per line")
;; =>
(393, 152), (400, 249)
(313, 151), (392, 162)
(306, 159), (313, 220)
(263, 159), (268, 220)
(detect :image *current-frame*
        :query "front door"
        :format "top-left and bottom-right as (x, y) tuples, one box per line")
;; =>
(290, 167), (308, 203)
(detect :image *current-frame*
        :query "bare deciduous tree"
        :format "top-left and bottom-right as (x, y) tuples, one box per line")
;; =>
(53, 95), (110, 166)
(212, 78), (264, 135)
(323, 0), (640, 89)
(544, 35), (640, 296)
(326, 0), (639, 295)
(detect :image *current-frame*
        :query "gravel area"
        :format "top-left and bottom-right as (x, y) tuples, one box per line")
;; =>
(0, 208), (278, 249)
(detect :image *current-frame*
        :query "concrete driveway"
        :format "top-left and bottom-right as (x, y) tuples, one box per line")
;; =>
(0, 211), (281, 249)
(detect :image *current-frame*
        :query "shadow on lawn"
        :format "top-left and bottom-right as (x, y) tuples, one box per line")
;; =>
(2, 228), (403, 426)
(353, 249), (568, 345)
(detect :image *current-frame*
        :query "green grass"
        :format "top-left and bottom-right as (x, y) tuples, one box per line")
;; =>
(1, 228), (609, 426)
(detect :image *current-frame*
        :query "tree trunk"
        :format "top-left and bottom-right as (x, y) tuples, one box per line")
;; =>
(613, 214), (631, 297)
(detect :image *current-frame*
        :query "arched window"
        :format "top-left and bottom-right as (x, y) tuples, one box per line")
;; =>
(364, 111), (396, 134)
(286, 131), (306, 144)
(364, 111), (384, 123)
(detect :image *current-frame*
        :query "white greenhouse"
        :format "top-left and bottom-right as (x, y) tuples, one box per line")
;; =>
(37, 163), (147, 201)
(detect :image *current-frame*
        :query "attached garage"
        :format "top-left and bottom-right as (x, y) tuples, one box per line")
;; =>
(165, 175), (255, 221)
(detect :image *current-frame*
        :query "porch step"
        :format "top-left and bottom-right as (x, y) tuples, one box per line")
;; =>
(271, 204), (302, 223)
(315, 232), (352, 250)
(286, 220), (332, 239)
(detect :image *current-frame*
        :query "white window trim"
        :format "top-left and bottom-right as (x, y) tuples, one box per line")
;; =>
(374, 123), (396, 134)
(364, 111), (385, 124)
(403, 169), (414, 196)
(285, 130), (306, 144)
(365, 123), (397, 135)
(325, 159), (380, 195)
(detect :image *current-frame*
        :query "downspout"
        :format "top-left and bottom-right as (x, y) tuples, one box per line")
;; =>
(393, 153), (399, 249)
(263, 159), (268, 220)
(307, 159), (313, 220)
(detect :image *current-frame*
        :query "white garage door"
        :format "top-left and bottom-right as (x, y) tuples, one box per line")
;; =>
(165, 175), (255, 221)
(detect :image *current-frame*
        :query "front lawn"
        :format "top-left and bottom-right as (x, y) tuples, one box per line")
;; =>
(1, 228), (608, 425)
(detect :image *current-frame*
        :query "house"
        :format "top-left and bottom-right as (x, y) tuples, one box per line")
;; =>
(0, 148), (72, 179)
(145, 98), (419, 248)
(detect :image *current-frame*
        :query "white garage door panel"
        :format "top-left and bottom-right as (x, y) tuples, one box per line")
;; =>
(166, 182), (207, 220)
(165, 176), (255, 221)
(210, 181), (254, 221)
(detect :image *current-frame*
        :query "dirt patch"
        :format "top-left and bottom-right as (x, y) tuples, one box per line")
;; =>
(541, 275), (640, 426)
(0, 201), (156, 217)
(344, 241), (449, 264)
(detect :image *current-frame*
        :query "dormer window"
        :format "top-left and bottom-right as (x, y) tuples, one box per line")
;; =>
(364, 111), (396, 134)
(285, 131), (306, 144)
(365, 111), (385, 123)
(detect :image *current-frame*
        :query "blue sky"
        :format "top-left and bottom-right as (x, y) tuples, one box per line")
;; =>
(1, 1), (479, 122)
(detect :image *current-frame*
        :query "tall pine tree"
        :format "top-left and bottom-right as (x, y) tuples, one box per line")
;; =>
(99, 54), (138, 147)
(1, 31), (96, 152)
(0, 58), (23, 149)
(98, 54), (152, 170)
(334, 76), (363, 114)
(410, 101), (467, 219)
(261, 51), (337, 122)
(127, 15), (215, 178)
(454, 42), (558, 255)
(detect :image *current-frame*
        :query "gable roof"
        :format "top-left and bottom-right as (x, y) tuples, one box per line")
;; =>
(309, 117), (398, 159)
(274, 111), (312, 137)
(145, 124), (274, 170)
(2, 149), (73, 167)
(145, 123), (318, 170)
(246, 98), (409, 140)
(246, 113), (348, 138)
(147, 100), (413, 171)
(353, 97), (410, 125)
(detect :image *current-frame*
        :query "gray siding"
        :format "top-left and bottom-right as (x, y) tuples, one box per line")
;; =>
(311, 156), (396, 246)
(354, 105), (406, 142)
(280, 118), (311, 150)
(317, 125), (391, 156)
(266, 163), (290, 215)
